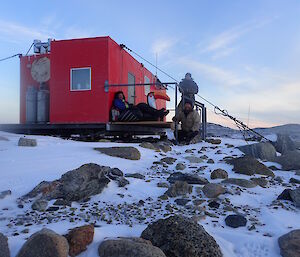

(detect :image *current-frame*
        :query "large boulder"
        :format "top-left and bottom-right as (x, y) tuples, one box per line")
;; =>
(165, 181), (192, 197)
(275, 151), (300, 171)
(278, 229), (300, 257)
(98, 237), (166, 257)
(22, 163), (127, 202)
(18, 137), (37, 147)
(64, 225), (94, 257)
(141, 215), (223, 257)
(274, 134), (297, 154)
(277, 188), (300, 207)
(238, 142), (276, 161)
(0, 232), (10, 257)
(168, 172), (208, 185)
(210, 169), (228, 179)
(94, 147), (141, 160)
(225, 214), (247, 228)
(202, 183), (226, 198)
(222, 178), (257, 188)
(226, 156), (274, 177)
(16, 228), (69, 257)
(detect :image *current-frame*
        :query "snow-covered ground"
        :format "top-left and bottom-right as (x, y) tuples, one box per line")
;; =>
(0, 131), (299, 257)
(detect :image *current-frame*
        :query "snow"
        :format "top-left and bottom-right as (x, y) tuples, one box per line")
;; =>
(0, 131), (299, 257)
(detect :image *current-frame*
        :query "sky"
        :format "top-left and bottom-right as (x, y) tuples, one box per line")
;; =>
(0, 0), (300, 128)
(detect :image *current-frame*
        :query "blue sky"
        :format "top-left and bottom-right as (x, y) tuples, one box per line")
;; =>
(1, 0), (300, 127)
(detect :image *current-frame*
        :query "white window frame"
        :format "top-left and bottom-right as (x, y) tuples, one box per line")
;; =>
(70, 67), (91, 91)
(144, 75), (150, 96)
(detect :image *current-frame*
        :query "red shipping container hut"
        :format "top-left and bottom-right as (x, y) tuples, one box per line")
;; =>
(20, 36), (167, 125)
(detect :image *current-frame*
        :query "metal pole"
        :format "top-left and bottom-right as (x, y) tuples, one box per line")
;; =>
(175, 83), (178, 144)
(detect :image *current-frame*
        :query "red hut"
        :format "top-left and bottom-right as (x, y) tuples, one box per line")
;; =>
(19, 36), (167, 125)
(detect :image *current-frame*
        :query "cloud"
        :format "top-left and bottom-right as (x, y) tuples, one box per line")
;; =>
(151, 38), (177, 56)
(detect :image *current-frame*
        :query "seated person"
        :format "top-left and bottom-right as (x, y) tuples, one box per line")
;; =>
(172, 100), (201, 143)
(112, 91), (169, 122)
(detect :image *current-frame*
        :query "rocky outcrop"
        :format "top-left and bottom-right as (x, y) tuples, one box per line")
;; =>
(202, 183), (226, 198)
(0, 232), (10, 257)
(64, 225), (94, 257)
(278, 229), (300, 257)
(18, 137), (37, 147)
(210, 169), (228, 179)
(168, 172), (208, 185)
(141, 215), (223, 257)
(274, 134), (297, 154)
(98, 237), (166, 257)
(22, 163), (128, 202)
(238, 142), (276, 161)
(225, 214), (247, 228)
(275, 151), (300, 171)
(16, 229), (69, 257)
(94, 147), (141, 160)
(226, 156), (274, 177)
(165, 181), (192, 197)
(222, 178), (257, 188)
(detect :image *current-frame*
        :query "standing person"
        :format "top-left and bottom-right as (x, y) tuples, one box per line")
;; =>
(172, 100), (201, 143)
(178, 72), (198, 112)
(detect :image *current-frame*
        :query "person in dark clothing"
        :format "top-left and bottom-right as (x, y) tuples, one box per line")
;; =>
(112, 91), (168, 122)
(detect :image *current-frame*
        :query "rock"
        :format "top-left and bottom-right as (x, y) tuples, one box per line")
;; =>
(0, 136), (9, 141)
(175, 163), (186, 170)
(189, 134), (203, 144)
(31, 199), (48, 212)
(222, 178), (257, 188)
(226, 156), (274, 177)
(238, 142), (277, 161)
(64, 225), (94, 257)
(275, 151), (300, 171)
(277, 188), (300, 207)
(167, 172), (208, 185)
(251, 177), (268, 187)
(98, 237), (166, 257)
(278, 229), (300, 257)
(274, 134), (297, 154)
(0, 190), (11, 200)
(184, 156), (204, 163)
(94, 147), (141, 160)
(157, 143), (172, 153)
(207, 159), (215, 164)
(141, 215), (223, 257)
(211, 169), (228, 179)
(18, 137), (37, 147)
(202, 183), (226, 198)
(22, 163), (126, 202)
(157, 182), (169, 188)
(47, 206), (60, 212)
(139, 142), (158, 151)
(53, 199), (72, 206)
(165, 181), (192, 197)
(125, 173), (145, 180)
(206, 138), (222, 145)
(161, 157), (176, 165)
(290, 177), (300, 184)
(225, 214), (247, 228)
(208, 200), (220, 208)
(0, 232), (10, 257)
(16, 228), (69, 257)
(175, 198), (190, 206)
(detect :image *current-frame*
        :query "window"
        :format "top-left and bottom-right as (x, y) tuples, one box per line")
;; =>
(144, 76), (150, 95)
(127, 72), (135, 104)
(70, 67), (91, 91)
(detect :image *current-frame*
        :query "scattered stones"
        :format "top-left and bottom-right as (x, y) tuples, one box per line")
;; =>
(275, 151), (300, 171)
(278, 229), (300, 257)
(165, 181), (192, 197)
(274, 134), (297, 154)
(16, 228), (69, 257)
(210, 169), (228, 179)
(175, 163), (186, 170)
(141, 215), (223, 257)
(226, 156), (274, 177)
(64, 225), (94, 257)
(31, 199), (48, 212)
(18, 137), (37, 147)
(238, 142), (277, 161)
(0, 190), (11, 200)
(206, 138), (222, 145)
(202, 183), (226, 198)
(225, 214), (247, 228)
(0, 232), (10, 257)
(168, 172), (208, 185)
(94, 146), (141, 160)
(161, 157), (176, 165)
(125, 173), (145, 180)
(184, 156), (204, 163)
(222, 178), (257, 188)
(98, 237), (166, 257)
